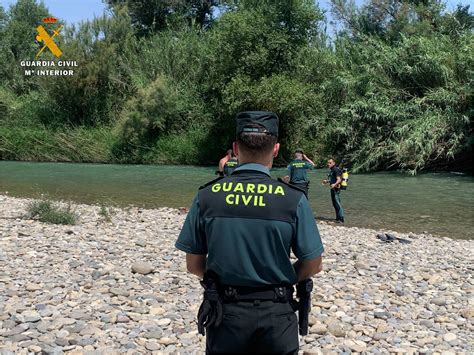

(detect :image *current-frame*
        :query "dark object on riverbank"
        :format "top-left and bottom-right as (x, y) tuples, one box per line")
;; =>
(178, 207), (189, 215)
(376, 233), (412, 244)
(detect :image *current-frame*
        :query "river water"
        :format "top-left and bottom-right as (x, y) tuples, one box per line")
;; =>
(0, 161), (473, 239)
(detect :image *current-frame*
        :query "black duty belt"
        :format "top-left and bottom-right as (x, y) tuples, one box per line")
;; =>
(220, 285), (294, 303)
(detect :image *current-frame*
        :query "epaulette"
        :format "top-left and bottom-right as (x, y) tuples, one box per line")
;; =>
(277, 177), (306, 194)
(199, 176), (225, 190)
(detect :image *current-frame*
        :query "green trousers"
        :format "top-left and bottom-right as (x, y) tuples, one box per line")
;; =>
(290, 181), (309, 198)
(206, 300), (298, 354)
(331, 188), (344, 220)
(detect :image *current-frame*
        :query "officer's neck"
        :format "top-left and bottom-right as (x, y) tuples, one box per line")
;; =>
(238, 157), (273, 169)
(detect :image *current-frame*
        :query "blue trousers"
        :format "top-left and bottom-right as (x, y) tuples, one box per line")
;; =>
(331, 189), (344, 220)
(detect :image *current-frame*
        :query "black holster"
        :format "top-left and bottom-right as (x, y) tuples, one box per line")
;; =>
(197, 271), (223, 335)
(296, 279), (313, 335)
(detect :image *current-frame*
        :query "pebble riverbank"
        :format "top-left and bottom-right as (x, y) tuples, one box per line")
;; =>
(0, 195), (473, 354)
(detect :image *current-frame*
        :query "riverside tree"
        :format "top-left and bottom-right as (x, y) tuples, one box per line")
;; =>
(0, 0), (471, 173)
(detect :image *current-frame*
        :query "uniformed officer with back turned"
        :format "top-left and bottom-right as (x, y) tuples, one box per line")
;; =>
(217, 149), (233, 177)
(283, 149), (315, 198)
(223, 152), (238, 176)
(175, 111), (324, 354)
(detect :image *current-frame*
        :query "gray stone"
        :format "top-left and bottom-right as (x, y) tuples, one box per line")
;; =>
(419, 320), (433, 328)
(372, 333), (389, 341)
(374, 311), (391, 319)
(26, 283), (42, 291)
(69, 310), (88, 319)
(443, 333), (457, 342)
(159, 337), (177, 345)
(21, 310), (41, 323)
(354, 262), (370, 270)
(145, 341), (161, 351)
(460, 308), (474, 319)
(39, 308), (53, 317)
(5, 324), (29, 335)
(35, 304), (46, 311)
(77, 337), (97, 346)
(135, 240), (147, 247)
(109, 287), (130, 297)
(310, 324), (327, 335)
(156, 318), (171, 326)
(395, 289), (405, 296)
(131, 261), (154, 275)
(327, 322), (346, 337)
(143, 330), (164, 339)
(9, 333), (30, 342)
(91, 270), (102, 280)
(2, 319), (16, 329)
(55, 338), (69, 346)
(116, 314), (130, 323)
(431, 297), (447, 306)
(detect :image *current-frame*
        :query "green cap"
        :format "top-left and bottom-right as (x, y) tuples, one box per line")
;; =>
(295, 148), (304, 154)
(236, 111), (279, 137)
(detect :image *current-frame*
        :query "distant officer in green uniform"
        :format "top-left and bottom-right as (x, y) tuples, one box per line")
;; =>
(283, 149), (315, 197)
(175, 111), (324, 354)
(217, 149), (233, 177)
(223, 152), (238, 176)
(323, 158), (344, 223)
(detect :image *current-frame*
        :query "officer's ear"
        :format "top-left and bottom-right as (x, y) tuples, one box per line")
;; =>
(273, 143), (280, 158)
(232, 141), (239, 157)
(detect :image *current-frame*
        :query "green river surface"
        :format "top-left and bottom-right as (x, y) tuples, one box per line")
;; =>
(0, 161), (473, 239)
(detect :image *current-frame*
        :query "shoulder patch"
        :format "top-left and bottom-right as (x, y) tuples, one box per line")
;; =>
(199, 176), (225, 190)
(277, 177), (306, 194)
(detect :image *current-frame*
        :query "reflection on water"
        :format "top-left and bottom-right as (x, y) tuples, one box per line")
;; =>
(0, 161), (473, 239)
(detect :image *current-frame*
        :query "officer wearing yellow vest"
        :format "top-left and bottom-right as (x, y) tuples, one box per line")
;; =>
(323, 158), (345, 223)
(175, 111), (324, 354)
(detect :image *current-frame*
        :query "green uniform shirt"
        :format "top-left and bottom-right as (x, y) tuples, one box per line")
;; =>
(287, 159), (313, 183)
(329, 166), (342, 188)
(175, 163), (324, 287)
(223, 158), (238, 176)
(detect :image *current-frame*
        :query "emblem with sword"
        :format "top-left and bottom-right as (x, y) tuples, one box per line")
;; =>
(36, 24), (63, 58)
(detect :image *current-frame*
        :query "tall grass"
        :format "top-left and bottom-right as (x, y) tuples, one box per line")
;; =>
(0, 126), (116, 162)
(26, 199), (78, 225)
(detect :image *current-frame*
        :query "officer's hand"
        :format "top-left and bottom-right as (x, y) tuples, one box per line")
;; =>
(197, 299), (211, 335)
(197, 294), (223, 335)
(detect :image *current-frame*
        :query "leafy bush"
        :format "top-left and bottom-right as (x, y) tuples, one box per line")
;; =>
(112, 75), (213, 162)
(305, 32), (472, 172)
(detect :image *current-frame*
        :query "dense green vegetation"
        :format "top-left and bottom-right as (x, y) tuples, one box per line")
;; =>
(0, 0), (472, 172)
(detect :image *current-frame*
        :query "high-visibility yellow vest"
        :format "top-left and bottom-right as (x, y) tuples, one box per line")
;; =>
(341, 168), (349, 190)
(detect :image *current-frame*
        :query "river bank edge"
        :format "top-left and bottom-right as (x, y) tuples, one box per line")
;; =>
(1, 158), (474, 176)
(0, 194), (473, 354)
(1, 189), (471, 242)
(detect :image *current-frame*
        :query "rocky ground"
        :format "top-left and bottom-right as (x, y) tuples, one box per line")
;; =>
(0, 195), (473, 355)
